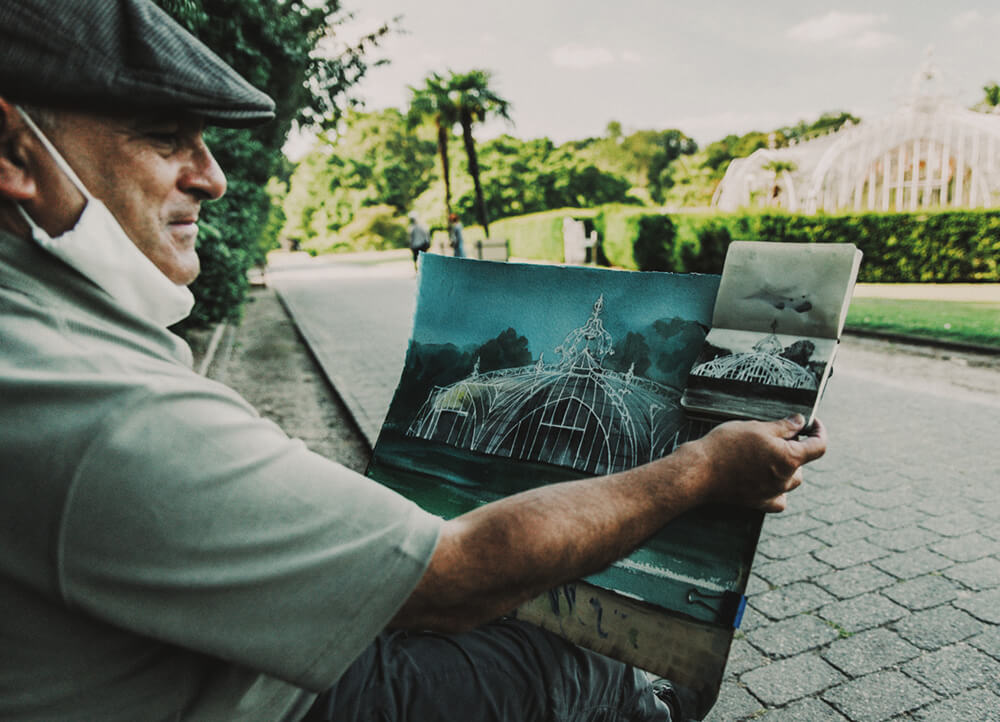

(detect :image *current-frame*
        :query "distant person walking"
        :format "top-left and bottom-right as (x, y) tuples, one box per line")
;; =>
(448, 213), (466, 258)
(408, 212), (430, 269)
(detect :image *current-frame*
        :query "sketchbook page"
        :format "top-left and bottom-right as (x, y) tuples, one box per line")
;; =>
(367, 255), (762, 623)
(711, 241), (862, 341)
(683, 329), (838, 422)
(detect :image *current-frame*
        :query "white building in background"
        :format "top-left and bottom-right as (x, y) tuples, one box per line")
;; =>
(713, 55), (1000, 214)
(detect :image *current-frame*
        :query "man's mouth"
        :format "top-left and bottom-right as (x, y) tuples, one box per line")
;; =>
(168, 217), (199, 242)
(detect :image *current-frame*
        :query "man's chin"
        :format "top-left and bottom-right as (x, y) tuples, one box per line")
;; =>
(159, 252), (200, 286)
(174, 260), (200, 286)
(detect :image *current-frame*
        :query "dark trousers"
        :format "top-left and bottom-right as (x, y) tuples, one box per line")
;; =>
(302, 618), (671, 721)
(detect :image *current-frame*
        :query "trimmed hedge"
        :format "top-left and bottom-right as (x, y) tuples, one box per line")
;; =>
(596, 207), (1000, 282)
(460, 208), (601, 261)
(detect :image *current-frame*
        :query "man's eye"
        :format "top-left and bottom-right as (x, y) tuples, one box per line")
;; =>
(146, 131), (181, 147)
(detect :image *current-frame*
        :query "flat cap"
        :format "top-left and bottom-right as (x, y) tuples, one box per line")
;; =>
(0, 0), (275, 127)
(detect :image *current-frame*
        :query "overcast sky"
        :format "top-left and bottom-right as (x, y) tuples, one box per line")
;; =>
(333, 0), (999, 146)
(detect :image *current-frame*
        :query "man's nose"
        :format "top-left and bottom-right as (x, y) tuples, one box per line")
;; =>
(180, 138), (227, 201)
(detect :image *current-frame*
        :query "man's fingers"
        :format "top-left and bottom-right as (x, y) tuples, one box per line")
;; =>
(792, 417), (828, 463)
(759, 492), (788, 513)
(786, 468), (804, 492)
(778, 413), (807, 438)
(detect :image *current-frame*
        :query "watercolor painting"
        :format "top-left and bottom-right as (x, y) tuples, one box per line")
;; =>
(406, 294), (698, 476)
(366, 254), (767, 626)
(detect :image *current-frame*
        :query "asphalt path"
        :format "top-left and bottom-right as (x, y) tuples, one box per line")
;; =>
(269, 252), (1000, 722)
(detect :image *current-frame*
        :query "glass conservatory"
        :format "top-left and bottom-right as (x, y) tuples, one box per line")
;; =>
(713, 57), (1000, 213)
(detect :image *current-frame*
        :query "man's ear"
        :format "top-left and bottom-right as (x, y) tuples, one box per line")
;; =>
(0, 97), (38, 202)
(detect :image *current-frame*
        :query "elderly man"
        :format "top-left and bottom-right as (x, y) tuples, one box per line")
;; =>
(0, 2), (827, 721)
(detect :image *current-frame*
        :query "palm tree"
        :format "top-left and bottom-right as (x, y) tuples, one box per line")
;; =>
(408, 70), (511, 236)
(447, 70), (511, 237)
(407, 73), (460, 222)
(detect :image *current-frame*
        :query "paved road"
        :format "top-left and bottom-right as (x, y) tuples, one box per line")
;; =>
(269, 252), (1000, 722)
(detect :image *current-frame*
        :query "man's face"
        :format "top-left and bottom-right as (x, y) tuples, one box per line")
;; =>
(42, 111), (226, 285)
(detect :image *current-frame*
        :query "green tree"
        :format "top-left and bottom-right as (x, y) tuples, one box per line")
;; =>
(408, 70), (512, 237)
(407, 73), (460, 223)
(563, 127), (669, 190)
(449, 70), (512, 237)
(702, 112), (857, 186)
(154, 0), (390, 326)
(449, 135), (632, 222)
(702, 131), (770, 177)
(281, 109), (434, 252)
(978, 82), (1000, 111)
(647, 130), (698, 204)
(778, 111), (858, 143)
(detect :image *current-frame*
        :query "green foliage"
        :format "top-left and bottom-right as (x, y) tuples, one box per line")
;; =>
(702, 132), (770, 175)
(451, 136), (633, 224)
(281, 109), (435, 250)
(490, 208), (596, 261)
(680, 222), (731, 273)
(632, 215), (678, 271)
(329, 205), (408, 253)
(701, 112), (857, 183)
(776, 111), (859, 144)
(604, 207), (1000, 281)
(646, 130), (698, 204)
(156, 0), (388, 326)
(565, 126), (697, 200)
(408, 69), (512, 235)
(982, 83), (1000, 110)
(593, 205), (657, 268)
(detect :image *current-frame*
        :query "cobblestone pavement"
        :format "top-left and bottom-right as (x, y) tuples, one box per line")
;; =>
(268, 252), (1000, 722)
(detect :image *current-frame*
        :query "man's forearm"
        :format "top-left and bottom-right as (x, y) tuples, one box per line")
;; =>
(391, 442), (710, 631)
(391, 416), (826, 632)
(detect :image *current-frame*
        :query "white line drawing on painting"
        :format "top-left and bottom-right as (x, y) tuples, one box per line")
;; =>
(406, 296), (688, 475)
(689, 323), (819, 390)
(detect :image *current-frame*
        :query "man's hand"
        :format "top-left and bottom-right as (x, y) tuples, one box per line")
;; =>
(689, 414), (828, 512)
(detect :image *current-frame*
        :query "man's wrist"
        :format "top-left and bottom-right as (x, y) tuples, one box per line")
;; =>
(670, 438), (716, 508)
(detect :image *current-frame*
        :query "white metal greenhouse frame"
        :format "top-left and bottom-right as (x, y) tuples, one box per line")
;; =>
(713, 59), (1000, 214)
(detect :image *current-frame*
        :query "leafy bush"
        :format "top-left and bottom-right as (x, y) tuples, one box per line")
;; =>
(592, 205), (650, 268)
(681, 222), (731, 274)
(633, 215), (678, 271)
(332, 205), (408, 253)
(607, 208), (1000, 281)
(450, 136), (634, 224)
(460, 208), (600, 261)
(157, 0), (389, 327)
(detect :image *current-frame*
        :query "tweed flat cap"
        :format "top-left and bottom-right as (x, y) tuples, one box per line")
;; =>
(0, 0), (275, 127)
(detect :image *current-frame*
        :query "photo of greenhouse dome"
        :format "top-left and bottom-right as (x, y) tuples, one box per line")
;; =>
(689, 332), (819, 390)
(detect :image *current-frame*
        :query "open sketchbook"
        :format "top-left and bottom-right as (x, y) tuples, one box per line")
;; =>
(681, 241), (862, 426)
(367, 254), (756, 718)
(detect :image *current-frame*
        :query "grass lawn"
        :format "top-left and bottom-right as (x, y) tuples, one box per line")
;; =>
(846, 298), (1000, 349)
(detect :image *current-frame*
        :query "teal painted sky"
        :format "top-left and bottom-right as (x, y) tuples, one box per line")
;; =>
(412, 255), (719, 359)
(329, 1), (998, 147)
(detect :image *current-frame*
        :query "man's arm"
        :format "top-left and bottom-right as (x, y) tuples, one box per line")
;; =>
(392, 415), (827, 632)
